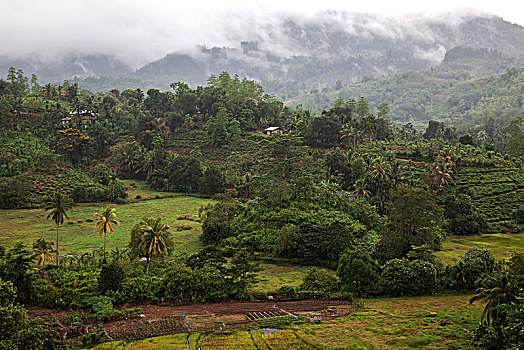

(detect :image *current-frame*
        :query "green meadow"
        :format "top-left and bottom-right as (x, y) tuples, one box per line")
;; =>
(0, 182), (213, 256)
(436, 233), (524, 264)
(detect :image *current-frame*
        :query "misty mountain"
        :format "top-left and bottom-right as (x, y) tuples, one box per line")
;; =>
(134, 12), (524, 89)
(0, 54), (134, 83)
(0, 11), (522, 92)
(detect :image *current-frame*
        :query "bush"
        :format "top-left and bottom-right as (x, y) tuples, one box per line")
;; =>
(31, 278), (63, 309)
(81, 331), (107, 347)
(89, 164), (113, 186)
(379, 259), (437, 296)
(71, 184), (107, 203)
(276, 285), (298, 300)
(84, 295), (118, 321)
(0, 277), (65, 349)
(447, 247), (496, 290)
(300, 268), (339, 294)
(0, 176), (29, 208)
(119, 277), (155, 305)
(98, 262), (124, 293)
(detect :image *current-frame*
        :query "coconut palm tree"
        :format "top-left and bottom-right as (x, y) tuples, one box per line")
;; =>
(130, 217), (171, 277)
(31, 238), (55, 271)
(93, 206), (120, 261)
(45, 192), (72, 266)
(389, 160), (408, 187)
(433, 160), (453, 187)
(369, 156), (391, 211)
(370, 156), (391, 181)
(340, 124), (357, 151)
(469, 271), (517, 325)
(354, 177), (370, 200)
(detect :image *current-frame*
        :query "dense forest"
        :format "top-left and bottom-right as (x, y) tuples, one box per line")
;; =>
(279, 53), (523, 129)
(0, 66), (523, 349)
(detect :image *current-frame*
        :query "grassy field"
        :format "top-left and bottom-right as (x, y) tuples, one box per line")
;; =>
(436, 233), (524, 264)
(0, 182), (213, 255)
(91, 294), (483, 349)
(251, 263), (335, 293)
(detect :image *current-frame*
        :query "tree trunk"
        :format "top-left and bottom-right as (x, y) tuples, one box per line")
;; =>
(146, 257), (151, 277)
(56, 224), (60, 266)
(103, 231), (107, 262)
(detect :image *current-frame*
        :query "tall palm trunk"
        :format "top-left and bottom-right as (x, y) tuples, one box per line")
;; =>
(56, 223), (60, 266)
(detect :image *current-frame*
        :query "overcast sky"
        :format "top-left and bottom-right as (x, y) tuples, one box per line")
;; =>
(0, 0), (522, 66)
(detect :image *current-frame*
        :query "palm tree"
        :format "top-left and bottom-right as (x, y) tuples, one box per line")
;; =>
(369, 156), (391, 211)
(433, 160), (453, 187)
(130, 217), (171, 277)
(31, 238), (55, 271)
(370, 156), (391, 181)
(137, 148), (153, 181)
(389, 160), (408, 188)
(354, 177), (370, 200)
(45, 192), (72, 266)
(469, 271), (517, 325)
(341, 124), (357, 151)
(93, 207), (120, 261)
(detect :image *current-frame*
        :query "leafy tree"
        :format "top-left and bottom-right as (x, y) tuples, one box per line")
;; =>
(93, 207), (120, 261)
(304, 115), (342, 147)
(200, 166), (225, 195)
(337, 246), (379, 297)
(200, 194), (242, 245)
(0, 176), (29, 209)
(451, 247), (496, 290)
(228, 248), (261, 299)
(45, 192), (72, 266)
(444, 193), (485, 235)
(2, 244), (33, 303)
(205, 107), (229, 147)
(375, 186), (442, 262)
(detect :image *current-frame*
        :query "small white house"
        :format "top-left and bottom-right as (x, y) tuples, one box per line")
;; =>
(264, 126), (283, 135)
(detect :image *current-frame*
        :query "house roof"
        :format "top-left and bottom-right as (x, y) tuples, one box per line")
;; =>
(265, 126), (280, 131)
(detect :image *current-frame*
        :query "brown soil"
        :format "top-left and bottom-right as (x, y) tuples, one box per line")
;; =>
(27, 299), (359, 345)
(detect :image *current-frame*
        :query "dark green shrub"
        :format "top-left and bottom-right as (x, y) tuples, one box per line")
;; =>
(84, 295), (119, 321)
(0, 277), (65, 349)
(98, 262), (124, 293)
(31, 278), (63, 309)
(119, 277), (155, 305)
(81, 331), (107, 346)
(300, 268), (339, 294)
(379, 259), (437, 296)
(448, 247), (496, 290)
(277, 285), (298, 299)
